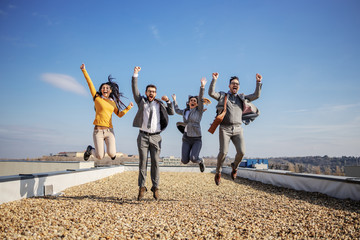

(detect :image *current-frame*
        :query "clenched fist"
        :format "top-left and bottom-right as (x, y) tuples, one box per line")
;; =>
(134, 66), (141, 74)
(212, 72), (219, 80)
(256, 73), (262, 82)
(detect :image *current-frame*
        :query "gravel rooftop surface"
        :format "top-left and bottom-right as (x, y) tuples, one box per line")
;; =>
(1, 171), (359, 239)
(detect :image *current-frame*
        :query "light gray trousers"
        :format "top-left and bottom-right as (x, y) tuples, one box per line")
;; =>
(92, 128), (116, 159)
(216, 124), (245, 173)
(137, 131), (161, 188)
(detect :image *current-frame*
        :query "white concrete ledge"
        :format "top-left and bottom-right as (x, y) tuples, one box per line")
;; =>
(0, 160), (94, 176)
(221, 167), (360, 201)
(0, 166), (125, 204)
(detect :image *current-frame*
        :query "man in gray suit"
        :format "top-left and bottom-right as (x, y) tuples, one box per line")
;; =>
(132, 66), (174, 200)
(208, 72), (263, 185)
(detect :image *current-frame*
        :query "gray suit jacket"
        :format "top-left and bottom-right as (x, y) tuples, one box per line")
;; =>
(173, 87), (205, 137)
(132, 77), (174, 131)
(208, 78), (262, 115)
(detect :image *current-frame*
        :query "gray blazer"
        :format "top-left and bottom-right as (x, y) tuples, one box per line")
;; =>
(173, 86), (204, 137)
(208, 78), (262, 114)
(132, 77), (174, 131)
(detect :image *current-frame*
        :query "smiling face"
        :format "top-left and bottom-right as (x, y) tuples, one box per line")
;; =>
(229, 78), (240, 94)
(146, 86), (157, 102)
(101, 84), (112, 98)
(188, 97), (198, 109)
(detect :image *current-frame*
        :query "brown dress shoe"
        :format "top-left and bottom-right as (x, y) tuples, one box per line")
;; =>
(151, 187), (159, 200)
(231, 162), (238, 180)
(137, 187), (147, 201)
(214, 173), (221, 185)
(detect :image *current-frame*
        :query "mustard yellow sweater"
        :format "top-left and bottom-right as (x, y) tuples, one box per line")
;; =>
(82, 69), (132, 128)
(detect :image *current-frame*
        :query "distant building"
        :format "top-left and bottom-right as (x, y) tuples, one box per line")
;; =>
(54, 151), (125, 158)
(162, 156), (181, 166)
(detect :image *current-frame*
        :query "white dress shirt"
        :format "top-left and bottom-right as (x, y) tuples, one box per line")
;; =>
(140, 100), (161, 133)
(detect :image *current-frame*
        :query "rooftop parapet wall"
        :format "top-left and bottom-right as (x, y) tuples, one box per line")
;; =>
(0, 160), (94, 177)
(0, 166), (124, 204)
(223, 167), (360, 201)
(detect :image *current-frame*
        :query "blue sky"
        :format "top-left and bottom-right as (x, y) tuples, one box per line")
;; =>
(0, 0), (359, 159)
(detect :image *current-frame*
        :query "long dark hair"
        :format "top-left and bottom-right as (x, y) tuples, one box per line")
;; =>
(185, 95), (198, 110)
(94, 75), (126, 113)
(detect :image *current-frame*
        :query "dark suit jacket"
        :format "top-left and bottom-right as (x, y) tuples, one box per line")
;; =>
(132, 76), (174, 131)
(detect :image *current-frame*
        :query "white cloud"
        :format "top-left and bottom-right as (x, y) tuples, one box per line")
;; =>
(150, 25), (160, 40)
(41, 73), (87, 96)
(32, 12), (57, 26)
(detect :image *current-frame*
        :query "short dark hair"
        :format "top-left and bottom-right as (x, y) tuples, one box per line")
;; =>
(146, 84), (157, 91)
(229, 76), (239, 84)
(188, 95), (198, 103)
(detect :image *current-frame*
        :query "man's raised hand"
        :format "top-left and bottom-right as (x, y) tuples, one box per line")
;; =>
(134, 66), (141, 74)
(256, 73), (262, 82)
(212, 72), (219, 80)
(162, 95), (169, 102)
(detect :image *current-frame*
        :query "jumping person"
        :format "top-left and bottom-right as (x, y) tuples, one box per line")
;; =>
(80, 63), (133, 161)
(172, 77), (207, 172)
(208, 72), (263, 185)
(132, 66), (174, 201)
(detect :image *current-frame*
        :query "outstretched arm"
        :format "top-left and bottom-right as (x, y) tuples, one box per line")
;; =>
(80, 63), (97, 98)
(115, 102), (134, 118)
(208, 72), (220, 100)
(198, 77), (207, 112)
(172, 94), (185, 115)
(132, 66), (142, 104)
(245, 73), (263, 101)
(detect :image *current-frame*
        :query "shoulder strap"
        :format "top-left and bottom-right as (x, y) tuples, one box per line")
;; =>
(217, 93), (228, 118)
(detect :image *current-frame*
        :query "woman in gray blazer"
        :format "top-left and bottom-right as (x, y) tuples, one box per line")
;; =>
(172, 77), (207, 172)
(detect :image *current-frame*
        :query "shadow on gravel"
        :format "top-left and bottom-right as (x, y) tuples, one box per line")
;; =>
(37, 195), (181, 205)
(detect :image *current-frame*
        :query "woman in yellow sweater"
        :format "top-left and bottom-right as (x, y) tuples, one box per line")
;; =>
(80, 63), (133, 160)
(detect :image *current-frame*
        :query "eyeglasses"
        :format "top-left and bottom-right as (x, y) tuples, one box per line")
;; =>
(230, 82), (239, 86)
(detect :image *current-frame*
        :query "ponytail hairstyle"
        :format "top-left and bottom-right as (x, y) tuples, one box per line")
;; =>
(94, 75), (127, 113)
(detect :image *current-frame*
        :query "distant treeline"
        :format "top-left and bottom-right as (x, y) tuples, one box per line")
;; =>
(267, 156), (360, 176)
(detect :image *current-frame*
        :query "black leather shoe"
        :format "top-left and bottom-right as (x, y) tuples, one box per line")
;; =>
(199, 160), (205, 172)
(84, 145), (93, 161)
